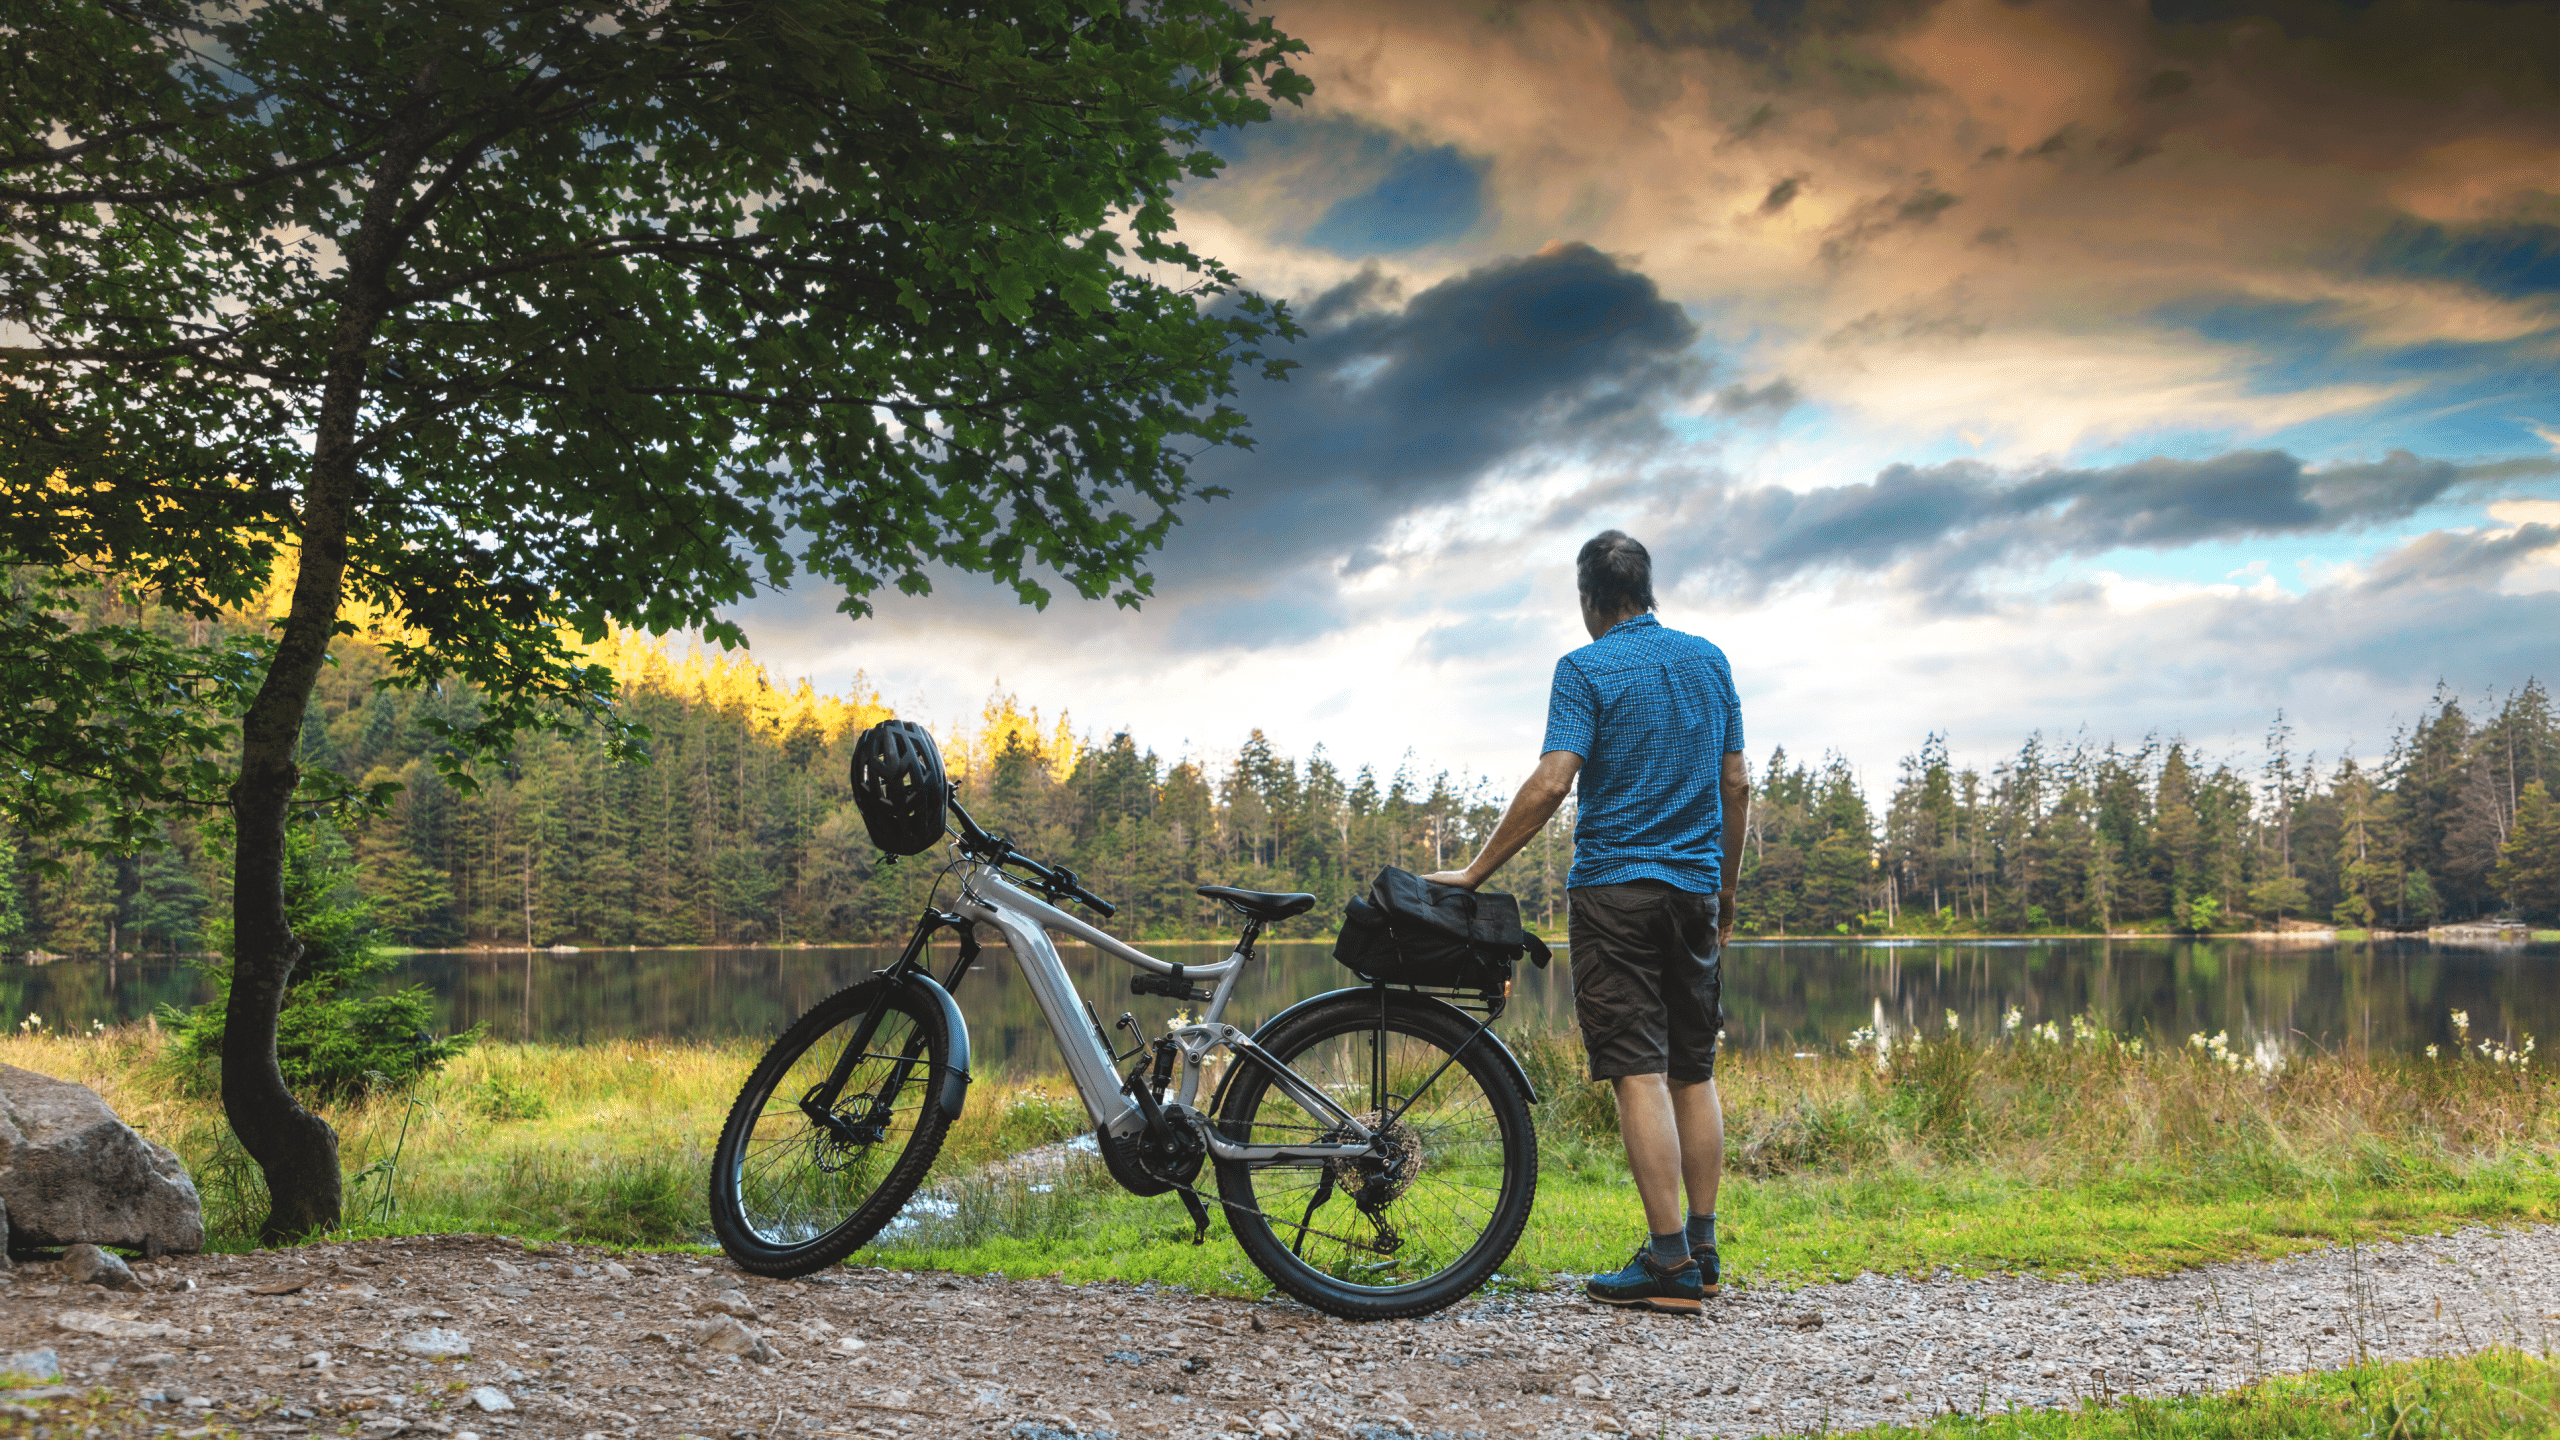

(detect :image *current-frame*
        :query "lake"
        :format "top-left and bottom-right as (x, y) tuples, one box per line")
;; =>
(8, 934), (2553, 1075)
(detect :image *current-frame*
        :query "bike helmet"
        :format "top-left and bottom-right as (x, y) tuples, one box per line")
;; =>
(850, 719), (949, 856)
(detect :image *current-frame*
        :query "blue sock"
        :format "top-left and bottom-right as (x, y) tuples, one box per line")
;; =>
(1687, 1212), (1717, 1250)
(1647, 1230), (1689, 1266)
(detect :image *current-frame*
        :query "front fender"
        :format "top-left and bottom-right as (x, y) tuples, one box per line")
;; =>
(1213, 985), (1539, 1117)
(898, 971), (973, 1120)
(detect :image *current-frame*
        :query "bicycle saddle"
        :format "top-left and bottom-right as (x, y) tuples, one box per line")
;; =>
(1196, 885), (1316, 921)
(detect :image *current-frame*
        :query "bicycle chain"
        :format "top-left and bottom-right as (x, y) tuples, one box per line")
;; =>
(1140, 1137), (1402, 1257)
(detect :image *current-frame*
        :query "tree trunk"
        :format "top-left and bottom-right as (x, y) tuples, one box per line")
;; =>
(223, 74), (438, 1244)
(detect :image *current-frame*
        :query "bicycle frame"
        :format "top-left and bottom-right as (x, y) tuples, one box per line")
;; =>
(950, 863), (1378, 1166)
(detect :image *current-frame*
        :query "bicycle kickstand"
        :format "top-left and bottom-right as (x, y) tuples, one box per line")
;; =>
(1177, 1186), (1212, 1246)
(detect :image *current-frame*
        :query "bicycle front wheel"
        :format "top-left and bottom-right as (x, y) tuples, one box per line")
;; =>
(708, 977), (957, 1276)
(1214, 993), (1536, 1319)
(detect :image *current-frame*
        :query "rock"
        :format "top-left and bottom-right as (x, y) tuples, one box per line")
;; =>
(62, 1242), (141, 1290)
(693, 1313), (774, 1363)
(122, 1353), (178, 1370)
(1, 1349), (58, 1381)
(602, 1261), (632, 1282)
(55, 1308), (181, 1340)
(0, 1065), (202, 1255)
(398, 1327), (472, 1359)
(299, 1351), (331, 1369)
(1570, 1373), (1601, 1399)
(467, 1386), (516, 1413)
(697, 1292), (758, 1321)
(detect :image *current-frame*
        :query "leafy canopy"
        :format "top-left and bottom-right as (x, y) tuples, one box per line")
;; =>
(1, 0), (1309, 834)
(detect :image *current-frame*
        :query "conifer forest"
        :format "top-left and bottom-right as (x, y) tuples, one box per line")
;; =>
(5, 589), (2556, 957)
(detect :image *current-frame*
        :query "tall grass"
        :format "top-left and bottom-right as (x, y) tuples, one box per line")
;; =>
(1, 1011), (2551, 1273)
(1518, 1012), (2559, 1204)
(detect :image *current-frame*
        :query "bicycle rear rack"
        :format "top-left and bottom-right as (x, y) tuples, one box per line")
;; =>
(1365, 980), (1510, 1025)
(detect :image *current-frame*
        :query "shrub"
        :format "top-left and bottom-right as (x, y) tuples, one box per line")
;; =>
(160, 819), (475, 1101)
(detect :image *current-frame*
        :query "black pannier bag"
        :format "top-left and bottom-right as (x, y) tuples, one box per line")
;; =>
(1333, 866), (1553, 990)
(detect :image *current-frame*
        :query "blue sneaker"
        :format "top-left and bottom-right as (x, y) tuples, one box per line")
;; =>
(1584, 1246), (1704, 1314)
(1692, 1242), (1722, 1296)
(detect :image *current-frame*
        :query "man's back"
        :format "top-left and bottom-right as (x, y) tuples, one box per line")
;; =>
(1542, 612), (1744, 893)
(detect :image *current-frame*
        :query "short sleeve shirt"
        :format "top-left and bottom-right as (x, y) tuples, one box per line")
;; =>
(1542, 613), (1744, 893)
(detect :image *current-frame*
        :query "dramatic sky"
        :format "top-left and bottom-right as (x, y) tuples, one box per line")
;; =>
(743, 0), (2560, 794)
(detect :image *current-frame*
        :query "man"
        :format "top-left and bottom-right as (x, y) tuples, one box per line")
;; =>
(1423, 529), (1748, 1315)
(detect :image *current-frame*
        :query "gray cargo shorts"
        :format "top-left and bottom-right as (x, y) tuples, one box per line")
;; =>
(1566, 879), (1723, 1083)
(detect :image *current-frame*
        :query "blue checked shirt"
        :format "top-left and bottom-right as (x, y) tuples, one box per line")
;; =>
(1541, 613), (1745, 893)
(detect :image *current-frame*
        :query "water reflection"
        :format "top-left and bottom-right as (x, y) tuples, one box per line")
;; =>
(4, 935), (2551, 1076)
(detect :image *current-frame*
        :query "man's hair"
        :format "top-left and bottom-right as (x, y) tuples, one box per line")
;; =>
(1577, 530), (1656, 617)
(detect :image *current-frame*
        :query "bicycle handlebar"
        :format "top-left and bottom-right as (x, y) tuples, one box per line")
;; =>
(947, 794), (1118, 919)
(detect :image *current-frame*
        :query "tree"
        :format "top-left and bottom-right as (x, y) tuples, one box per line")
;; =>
(4, 0), (1306, 1240)
(2495, 780), (2560, 923)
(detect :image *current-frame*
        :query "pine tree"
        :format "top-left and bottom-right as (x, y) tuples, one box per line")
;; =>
(2494, 780), (2560, 923)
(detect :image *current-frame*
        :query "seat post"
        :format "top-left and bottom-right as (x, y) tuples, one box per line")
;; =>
(1235, 917), (1265, 961)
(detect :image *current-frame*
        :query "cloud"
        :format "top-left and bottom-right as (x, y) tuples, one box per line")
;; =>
(1710, 378), (1801, 417)
(1666, 448), (2560, 599)
(2361, 522), (2560, 591)
(1817, 179), (1961, 267)
(1154, 241), (1706, 593)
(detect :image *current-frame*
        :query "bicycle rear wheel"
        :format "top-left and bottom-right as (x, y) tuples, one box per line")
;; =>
(708, 977), (957, 1276)
(1214, 993), (1536, 1319)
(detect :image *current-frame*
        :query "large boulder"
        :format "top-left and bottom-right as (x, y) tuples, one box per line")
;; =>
(0, 1065), (202, 1256)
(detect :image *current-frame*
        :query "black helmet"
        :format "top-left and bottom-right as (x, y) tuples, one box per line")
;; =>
(850, 719), (949, 856)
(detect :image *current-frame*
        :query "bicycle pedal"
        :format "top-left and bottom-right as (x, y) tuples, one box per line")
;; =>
(1178, 1186), (1212, 1245)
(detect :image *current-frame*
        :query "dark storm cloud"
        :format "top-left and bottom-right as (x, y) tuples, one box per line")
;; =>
(1668, 448), (2560, 599)
(1139, 243), (1704, 647)
(1149, 243), (1705, 634)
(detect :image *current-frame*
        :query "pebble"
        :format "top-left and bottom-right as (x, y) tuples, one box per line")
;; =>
(603, 1261), (633, 1282)
(4, 1227), (2556, 1440)
(299, 1350), (331, 1368)
(698, 1292), (759, 1321)
(398, 1327), (472, 1358)
(467, 1386), (516, 1413)
(1, 1350), (58, 1381)
(61, 1244), (142, 1292)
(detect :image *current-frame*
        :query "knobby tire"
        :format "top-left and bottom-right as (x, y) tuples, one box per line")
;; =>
(708, 978), (956, 1276)
(1214, 994), (1537, 1320)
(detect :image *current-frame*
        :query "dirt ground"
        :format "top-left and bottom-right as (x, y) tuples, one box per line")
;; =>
(3, 1224), (2555, 1440)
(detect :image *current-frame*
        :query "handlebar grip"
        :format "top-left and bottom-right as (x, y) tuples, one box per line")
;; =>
(1070, 884), (1117, 919)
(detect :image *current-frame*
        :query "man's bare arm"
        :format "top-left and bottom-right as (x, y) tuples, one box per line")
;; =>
(1717, 750), (1751, 932)
(1421, 750), (1583, 892)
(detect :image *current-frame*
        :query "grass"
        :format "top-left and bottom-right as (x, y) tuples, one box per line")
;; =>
(1823, 1348), (2560, 1440)
(2, 1009), (2555, 1295)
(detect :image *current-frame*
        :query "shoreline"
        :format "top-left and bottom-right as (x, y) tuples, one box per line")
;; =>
(20, 927), (2556, 967)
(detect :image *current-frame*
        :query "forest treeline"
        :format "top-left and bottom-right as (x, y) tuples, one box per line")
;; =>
(4, 586), (2557, 955)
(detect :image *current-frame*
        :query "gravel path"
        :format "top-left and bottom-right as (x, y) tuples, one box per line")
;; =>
(2, 1224), (2554, 1440)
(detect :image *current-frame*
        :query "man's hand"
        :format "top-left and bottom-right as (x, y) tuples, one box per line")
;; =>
(1717, 888), (1736, 935)
(1422, 751), (1580, 896)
